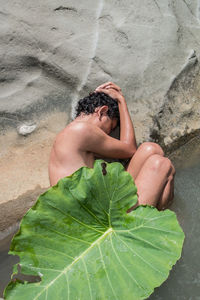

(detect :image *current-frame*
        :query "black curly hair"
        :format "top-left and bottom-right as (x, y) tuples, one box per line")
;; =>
(75, 92), (120, 124)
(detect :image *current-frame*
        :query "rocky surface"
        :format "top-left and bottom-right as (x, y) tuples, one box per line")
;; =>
(0, 0), (200, 231)
(151, 50), (200, 152)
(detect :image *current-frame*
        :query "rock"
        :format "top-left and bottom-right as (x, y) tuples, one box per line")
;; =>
(152, 51), (200, 151)
(17, 122), (37, 136)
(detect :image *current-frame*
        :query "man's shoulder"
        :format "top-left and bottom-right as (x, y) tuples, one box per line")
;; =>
(54, 121), (96, 148)
(55, 121), (101, 146)
(64, 121), (99, 135)
(58, 121), (104, 150)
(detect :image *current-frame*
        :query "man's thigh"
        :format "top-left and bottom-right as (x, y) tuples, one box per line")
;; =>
(131, 155), (172, 207)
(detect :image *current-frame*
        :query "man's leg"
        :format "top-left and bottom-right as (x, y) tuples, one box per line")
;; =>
(126, 142), (164, 179)
(126, 143), (175, 210)
(157, 170), (175, 210)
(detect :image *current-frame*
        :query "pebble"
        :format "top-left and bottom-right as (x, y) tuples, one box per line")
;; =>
(17, 123), (37, 136)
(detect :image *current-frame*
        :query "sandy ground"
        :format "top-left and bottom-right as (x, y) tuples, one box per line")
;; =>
(0, 111), (69, 231)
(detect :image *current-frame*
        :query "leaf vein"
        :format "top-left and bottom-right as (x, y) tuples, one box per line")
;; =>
(45, 202), (104, 234)
(142, 226), (180, 235)
(109, 235), (143, 290)
(127, 232), (175, 256)
(98, 162), (112, 227)
(67, 186), (107, 229)
(84, 173), (109, 218)
(82, 258), (92, 300)
(116, 234), (165, 276)
(32, 228), (113, 299)
(47, 226), (91, 245)
(98, 242), (118, 299)
(64, 271), (69, 300)
(29, 266), (61, 273)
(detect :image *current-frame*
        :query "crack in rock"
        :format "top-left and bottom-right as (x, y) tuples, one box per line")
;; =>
(1, 55), (78, 87)
(54, 6), (77, 13)
(115, 30), (131, 48)
(153, 0), (162, 14)
(93, 56), (112, 77)
(181, 0), (197, 19)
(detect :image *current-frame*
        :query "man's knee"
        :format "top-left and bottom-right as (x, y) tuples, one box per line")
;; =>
(146, 155), (174, 175)
(138, 142), (164, 157)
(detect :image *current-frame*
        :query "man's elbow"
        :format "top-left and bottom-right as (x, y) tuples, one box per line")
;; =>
(126, 145), (137, 158)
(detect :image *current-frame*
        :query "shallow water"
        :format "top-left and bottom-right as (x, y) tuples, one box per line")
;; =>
(0, 137), (200, 299)
(149, 136), (200, 300)
(0, 231), (19, 297)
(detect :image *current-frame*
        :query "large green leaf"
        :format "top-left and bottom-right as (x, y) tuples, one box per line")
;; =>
(4, 160), (184, 300)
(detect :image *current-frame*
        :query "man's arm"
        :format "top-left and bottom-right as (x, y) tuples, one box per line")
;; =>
(74, 122), (135, 159)
(72, 82), (137, 159)
(95, 82), (137, 152)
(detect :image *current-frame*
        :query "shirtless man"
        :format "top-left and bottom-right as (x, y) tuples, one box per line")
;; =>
(49, 82), (175, 210)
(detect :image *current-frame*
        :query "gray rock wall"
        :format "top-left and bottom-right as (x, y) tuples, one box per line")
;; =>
(0, 0), (200, 230)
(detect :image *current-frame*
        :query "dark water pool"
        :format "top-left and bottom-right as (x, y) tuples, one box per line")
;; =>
(149, 137), (200, 300)
(0, 137), (200, 299)
(0, 230), (19, 297)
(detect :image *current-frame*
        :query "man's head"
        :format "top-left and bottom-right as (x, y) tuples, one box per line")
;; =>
(75, 92), (120, 134)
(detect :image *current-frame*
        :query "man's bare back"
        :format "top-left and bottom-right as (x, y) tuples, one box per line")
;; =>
(49, 121), (97, 186)
(48, 82), (175, 210)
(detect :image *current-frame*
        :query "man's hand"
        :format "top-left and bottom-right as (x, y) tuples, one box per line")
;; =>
(96, 82), (137, 152)
(95, 82), (124, 103)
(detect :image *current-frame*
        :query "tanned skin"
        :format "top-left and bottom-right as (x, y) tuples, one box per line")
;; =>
(49, 82), (175, 210)
(49, 82), (136, 186)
